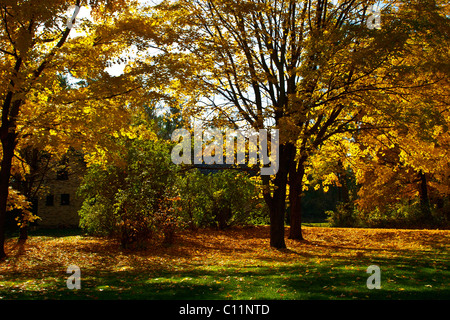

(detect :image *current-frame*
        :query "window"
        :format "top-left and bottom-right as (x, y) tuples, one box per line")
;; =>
(60, 194), (70, 206)
(45, 195), (54, 206)
(56, 169), (69, 180)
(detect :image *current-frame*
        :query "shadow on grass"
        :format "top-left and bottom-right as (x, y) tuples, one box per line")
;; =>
(1, 227), (448, 300)
(6, 228), (84, 240)
(1, 253), (448, 300)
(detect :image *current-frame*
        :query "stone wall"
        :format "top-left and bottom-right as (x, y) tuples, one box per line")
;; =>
(36, 156), (85, 228)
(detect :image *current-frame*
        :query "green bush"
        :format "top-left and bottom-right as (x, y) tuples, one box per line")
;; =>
(326, 202), (357, 227)
(78, 138), (181, 248)
(326, 200), (450, 229)
(175, 169), (268, 229)
(79, 137), (268, 248)
(78, 165), (125, 236)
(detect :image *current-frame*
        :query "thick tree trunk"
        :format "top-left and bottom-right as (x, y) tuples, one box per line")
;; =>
(288, 160), (305, 241)
(269, 195), (287, 249)
(0, 57), (23, 260)
(0, 133), (17, 260)
(267, 163), (289, 249)
(263, 143), (296, 249)
(0, 206), (6, 260)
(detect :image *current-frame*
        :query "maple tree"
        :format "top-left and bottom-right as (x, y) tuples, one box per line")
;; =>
(0, 0), (163, 259)
(144, 0), (449, 247)
(348, 79), (450, 225)
(306, 74), (450, 227)
(307, 74), (450, 227)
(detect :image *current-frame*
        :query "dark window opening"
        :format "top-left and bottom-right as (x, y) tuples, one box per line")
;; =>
(45, 195), (54, 206)
(60, 194), (70, 206)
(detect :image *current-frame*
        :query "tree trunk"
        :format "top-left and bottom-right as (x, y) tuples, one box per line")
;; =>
(0, 132), (17, 260)
(337, 160), (350, 204)
(19, 225), (28, 241)
(288, 159), (305, 241)
(263, 143), (295, 249)
(0, 57), (23, 260)
(0, 206), (6, 260)
(269, 197), (287, 248)
(16, 147), (40, 241)
(269, 165), (290, 248)
(418, 170), (431, 217)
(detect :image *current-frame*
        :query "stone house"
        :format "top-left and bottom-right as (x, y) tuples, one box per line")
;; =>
(35, 153), (85, 228)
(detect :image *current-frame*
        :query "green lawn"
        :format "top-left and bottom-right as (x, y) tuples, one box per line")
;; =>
(0, 226), (448, 300)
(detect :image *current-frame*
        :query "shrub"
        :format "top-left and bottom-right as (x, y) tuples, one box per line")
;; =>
(78, 138), (182, 248)
(78, 165), (125, 236)
(354, 201), (449, 229)
(175, 169), (268, 229)
(326, 202), (357, 227)
(79, 137), (270, 248)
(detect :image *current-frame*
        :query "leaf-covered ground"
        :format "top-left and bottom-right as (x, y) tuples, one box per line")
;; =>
(0, 226), (448, 299)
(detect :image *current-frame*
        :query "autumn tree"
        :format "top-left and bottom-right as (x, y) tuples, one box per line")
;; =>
(347, 77), (450, 225)
(0, 0), (86, 260)
(0, 0), (165, 260)
(146, 0), (449, 247)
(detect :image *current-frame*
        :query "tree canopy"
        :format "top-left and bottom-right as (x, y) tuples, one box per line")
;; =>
(137, 0), (449, 247)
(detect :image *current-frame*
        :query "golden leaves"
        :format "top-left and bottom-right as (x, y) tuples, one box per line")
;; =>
(1, 226), (448, 299)
(2, 226), (448, 275)
(6, 187), (40, 228)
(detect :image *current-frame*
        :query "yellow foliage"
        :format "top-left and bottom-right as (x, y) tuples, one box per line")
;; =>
(6, 187), (40, 228)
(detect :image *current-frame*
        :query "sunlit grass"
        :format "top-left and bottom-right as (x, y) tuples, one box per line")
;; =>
(0, 226), (448, 299)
